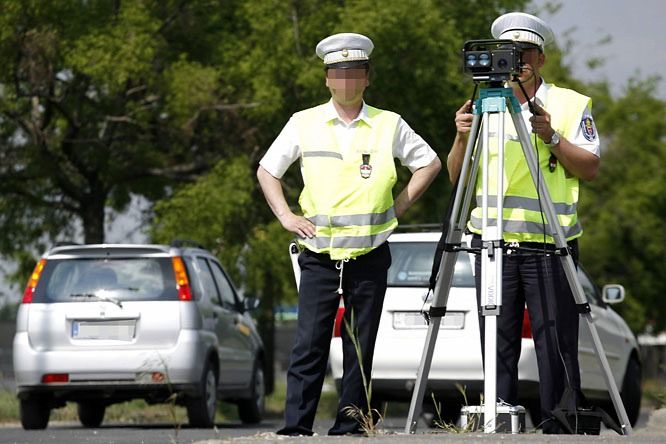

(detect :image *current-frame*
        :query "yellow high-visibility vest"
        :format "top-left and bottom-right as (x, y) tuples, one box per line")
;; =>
(469, 85), (592, 242)
(294, 103), (399, 260)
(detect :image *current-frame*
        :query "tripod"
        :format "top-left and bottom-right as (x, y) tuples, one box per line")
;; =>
(404, 85), (632, 435)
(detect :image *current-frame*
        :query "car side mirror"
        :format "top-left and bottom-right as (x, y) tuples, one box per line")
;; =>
(602, 284), (625, 304)
(243, 296), (260, 312)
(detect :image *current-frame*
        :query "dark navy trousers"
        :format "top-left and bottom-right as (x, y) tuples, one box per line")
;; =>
(278, 243), (391, 436)
(471, 234), (581, 431)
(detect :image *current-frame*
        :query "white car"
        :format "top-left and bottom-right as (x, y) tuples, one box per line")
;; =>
(329, 231), (642, 426)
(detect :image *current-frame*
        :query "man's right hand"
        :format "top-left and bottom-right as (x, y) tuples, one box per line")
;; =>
(454, 100), (473, 135)
(279, 213), (316, 239)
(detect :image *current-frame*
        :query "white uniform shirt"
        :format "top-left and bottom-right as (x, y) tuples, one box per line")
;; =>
(520, 79), (600, 157)
(259, 100), (438, 178)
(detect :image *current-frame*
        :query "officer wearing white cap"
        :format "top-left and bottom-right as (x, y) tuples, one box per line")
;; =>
(257, 32), (441, 435)
(447, 12), (601, 434)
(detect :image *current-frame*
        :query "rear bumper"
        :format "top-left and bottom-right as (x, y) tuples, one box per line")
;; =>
(13, 329), (209, 392)
(15, 382), (200, 404)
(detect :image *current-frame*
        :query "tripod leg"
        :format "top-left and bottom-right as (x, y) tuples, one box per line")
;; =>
(404, 113), (482, 434)
(510, 110), (633, 435)
(480, 106), (506, 433)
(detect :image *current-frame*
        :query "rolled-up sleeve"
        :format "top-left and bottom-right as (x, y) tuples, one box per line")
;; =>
(259, 117), (300, 179)
(392, 118), (437, 173)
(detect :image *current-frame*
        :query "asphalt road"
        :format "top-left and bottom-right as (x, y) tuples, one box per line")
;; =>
(1, 408), (663, 444)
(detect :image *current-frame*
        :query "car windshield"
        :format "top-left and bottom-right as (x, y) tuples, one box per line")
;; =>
(33, 257), (179, 302)
(388, 241), (475, 288)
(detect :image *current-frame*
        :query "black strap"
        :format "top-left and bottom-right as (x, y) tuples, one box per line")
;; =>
(427, 180), (459, 292)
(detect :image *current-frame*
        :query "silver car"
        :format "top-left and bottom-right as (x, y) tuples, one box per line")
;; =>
(329, 231), (642, 426)
(13, 242), (267, 429)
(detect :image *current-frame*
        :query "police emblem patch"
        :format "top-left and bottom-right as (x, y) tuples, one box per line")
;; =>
(581, 116), (597, 141)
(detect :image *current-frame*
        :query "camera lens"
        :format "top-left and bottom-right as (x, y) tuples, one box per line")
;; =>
(466, 54), (477, 67)
(479, 53), (490, 67)
(497, 58), (508, 69)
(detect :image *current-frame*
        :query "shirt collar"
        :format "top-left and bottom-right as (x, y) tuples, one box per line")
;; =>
(521, 77), (551, 110)
(324, 100), (373, 127)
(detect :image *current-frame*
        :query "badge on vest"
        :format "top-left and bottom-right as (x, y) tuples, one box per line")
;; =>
(360, 153), (372, 179)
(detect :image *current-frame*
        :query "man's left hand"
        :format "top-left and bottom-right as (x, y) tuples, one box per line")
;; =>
(529, 103), (556, 144)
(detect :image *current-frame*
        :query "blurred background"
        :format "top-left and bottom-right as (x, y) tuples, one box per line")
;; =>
(0, 0), (664, 419)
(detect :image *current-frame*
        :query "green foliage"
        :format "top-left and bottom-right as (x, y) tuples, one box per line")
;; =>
(0, 0), (662, 340)
(580, 77), (666, 331)
(150, 156), (254, 279)
(241, 221), (296, 305)
(0, 302), (19, 322)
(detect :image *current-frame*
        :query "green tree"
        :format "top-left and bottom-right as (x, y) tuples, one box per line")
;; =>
(0, 0), (255, 257)
(580, 77), (666, 332)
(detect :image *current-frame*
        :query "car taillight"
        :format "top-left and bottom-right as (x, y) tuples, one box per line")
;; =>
(171, 256), (192, 301)
(333, 305), (345, 338)
(42, 373), (69, 384)
(521, 308), (532, 339)
(22, 259), (47, 303)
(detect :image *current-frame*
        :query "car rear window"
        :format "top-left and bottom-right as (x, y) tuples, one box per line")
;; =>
(32, 257), (179, 302)
(388, 242), (475, 288)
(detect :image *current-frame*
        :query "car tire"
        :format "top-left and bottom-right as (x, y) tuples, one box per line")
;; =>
(524, 399), (542, 427)
(186, 360), (218, 428)
(20, 396), (50, 430)
(603, 355), (642, 427)
(237, 360), (265, 424)
(77, 400), (106, 427)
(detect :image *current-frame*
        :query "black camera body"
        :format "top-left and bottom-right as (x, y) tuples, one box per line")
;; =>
(463, 39), (524, 83)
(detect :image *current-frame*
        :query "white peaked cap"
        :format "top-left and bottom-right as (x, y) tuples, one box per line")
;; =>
(491, 12), (554, 48)
(315, 33), (374, 66)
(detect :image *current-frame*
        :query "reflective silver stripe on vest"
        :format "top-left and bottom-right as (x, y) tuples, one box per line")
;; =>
(302, 151), (343, 160)
(300, 229), (393, 250)
(308, 207), (396, 227)
(476, 196), (577, 215)
(470, 216), (582, 238)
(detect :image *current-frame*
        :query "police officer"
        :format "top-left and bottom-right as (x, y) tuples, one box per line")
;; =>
(257, 33), (441, 435)
(447, 13), (600, 433)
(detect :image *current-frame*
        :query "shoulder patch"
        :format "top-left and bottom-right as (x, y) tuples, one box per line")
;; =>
(581, 116), (597, 141)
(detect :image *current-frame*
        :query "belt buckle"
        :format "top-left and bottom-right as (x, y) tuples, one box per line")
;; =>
(507, 241), (520, 255)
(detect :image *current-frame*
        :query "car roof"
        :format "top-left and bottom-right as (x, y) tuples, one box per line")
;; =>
(389, 232), (442, 242)
(44, 243), (213, 260)
(389, 231), (471, 243)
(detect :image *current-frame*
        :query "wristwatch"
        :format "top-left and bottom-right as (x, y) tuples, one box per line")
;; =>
(546, 131), (561, 147)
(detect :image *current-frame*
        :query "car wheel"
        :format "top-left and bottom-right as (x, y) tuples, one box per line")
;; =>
(20, 396), (50, 430)
(600, 355), (642, 427)
(187, 360), (218, 428)
(237, 360), (265, 424)
(77, 400), (106, 427)
(524, 399), (542, 427)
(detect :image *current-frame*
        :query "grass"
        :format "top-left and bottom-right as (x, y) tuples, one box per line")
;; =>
(643, 378), (666, 409)
(0, 374), (341, 425)
(4, 376), (663, 427)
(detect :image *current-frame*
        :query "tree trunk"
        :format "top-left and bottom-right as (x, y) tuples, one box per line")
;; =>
(258, 272), (276, 394)
(81, 195), (106, 244)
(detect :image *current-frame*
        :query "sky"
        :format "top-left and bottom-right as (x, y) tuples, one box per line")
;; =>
(531, 0), (665, 99)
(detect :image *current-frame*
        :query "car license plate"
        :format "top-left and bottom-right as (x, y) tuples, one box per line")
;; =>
(392, 311), (465, 330)
(71, 320), (136, 340)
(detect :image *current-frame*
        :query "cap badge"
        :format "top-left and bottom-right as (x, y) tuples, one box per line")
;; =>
(342, 48), (349, 57)
(512, 31), (521, 39)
